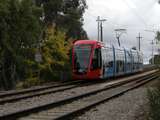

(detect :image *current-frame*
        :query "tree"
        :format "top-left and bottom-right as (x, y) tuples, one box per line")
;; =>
(62, 0), (88, 39)
(156, 31), (160, 55)
(40, 26), (70, 81)
(156, 31), (160, 42)
(35, 0), (88, 40)
(0, 0), (88, 90)
(0, 0), (42, 90)
(149, 55), (160, 64)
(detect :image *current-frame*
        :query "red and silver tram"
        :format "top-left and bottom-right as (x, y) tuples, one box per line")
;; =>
(72, 40), (143, 80)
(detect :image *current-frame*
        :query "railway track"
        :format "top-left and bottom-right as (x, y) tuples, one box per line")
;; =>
(0, 69), (159, 120)
(0, 66), (157, 100)
(0, 79), (84, 98)
(0, 79), (93, 104)
(0, 69), (154, 105)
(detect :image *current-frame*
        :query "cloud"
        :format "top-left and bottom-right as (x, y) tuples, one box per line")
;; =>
(83, 0), (160, 63)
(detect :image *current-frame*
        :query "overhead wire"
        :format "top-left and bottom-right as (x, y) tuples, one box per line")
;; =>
(84, 0), (159, 36)
(122, 0), (148, 27)
(85, 0), (158, 28)
(84, 10), (97, 19)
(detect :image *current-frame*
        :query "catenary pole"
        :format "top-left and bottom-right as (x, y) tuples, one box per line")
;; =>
(136, 33), (143, 51)
(96, 16), (106, 42)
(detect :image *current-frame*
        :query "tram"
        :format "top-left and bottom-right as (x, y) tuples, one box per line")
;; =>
(72, 40), (143, 80)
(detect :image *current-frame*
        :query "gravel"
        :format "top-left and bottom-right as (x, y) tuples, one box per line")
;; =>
(0, 81), (108, 116)
(0, 71), (158, 118)
(0, 85), (76, 101)
(74, 76), (160, 120)
(75, 87), (149, 120)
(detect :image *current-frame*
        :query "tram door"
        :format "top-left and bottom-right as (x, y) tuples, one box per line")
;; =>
(90, 48), (102, 71)
(115, 49), (125, 75)
(103, 47), (114, 78)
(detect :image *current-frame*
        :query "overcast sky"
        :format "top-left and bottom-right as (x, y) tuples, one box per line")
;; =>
(83, 0), (160, 63)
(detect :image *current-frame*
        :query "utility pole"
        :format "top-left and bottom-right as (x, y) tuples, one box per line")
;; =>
(96, 16), (106, 42)
(136, 33), (143, 51)
(96, 16), (100, 41)
(114, 29), (126, 47)
(144, 30), (157, 64)
(100, 21), (103, 42)
(151, 40), (154, 64)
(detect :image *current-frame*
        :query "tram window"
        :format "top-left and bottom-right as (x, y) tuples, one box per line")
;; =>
(116, 60), (120, 73)
(107, 61), (113, 67)
(91, 48), (102, 70)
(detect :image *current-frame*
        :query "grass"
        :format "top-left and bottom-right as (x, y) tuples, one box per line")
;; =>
(147, 78), (160, 120)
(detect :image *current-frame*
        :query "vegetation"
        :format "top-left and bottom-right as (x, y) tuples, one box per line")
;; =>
(40, 26), (71, 81)
(156, 31), (160, 42)
(148, 86), (160, 120)
(0, 0), (42, 90)
(148, 31), (160, 119)
(35, 0), (88, 40)
(149, 31), (160, 65)
(147, 31), (160, 120)
(149, 55), (160, 65)
(0, 0), (87, 90)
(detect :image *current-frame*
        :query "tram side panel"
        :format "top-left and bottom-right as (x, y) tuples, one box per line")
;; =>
(102, 47), (115, 78)
(115, 48), (126, 76)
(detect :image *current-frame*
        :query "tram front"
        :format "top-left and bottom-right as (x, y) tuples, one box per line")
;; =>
(72, 40), (102, 80)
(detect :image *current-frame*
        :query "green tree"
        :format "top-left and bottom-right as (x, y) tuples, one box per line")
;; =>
(35, 0), (88, 40)
(0, 0), (42, 90)
(0, 0), (88, 90)
(40, 26), (70, 81)
(62, 0), (88, 39)
(156, 31), (160, 42)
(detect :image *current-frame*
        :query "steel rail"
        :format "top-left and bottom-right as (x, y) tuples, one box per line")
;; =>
(0, 67), (155, 98)
(55, 74), (160, 120)
(0, 80), (102, 105)
(0, 70), (158, 120)
(0, 79), (85, 98)
(0, 69), (156, 105)
(0, 67), (156, 99)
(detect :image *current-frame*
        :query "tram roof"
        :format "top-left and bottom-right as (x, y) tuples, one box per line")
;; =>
(74, 40), (102, 45)
(73, 40), (142, 54)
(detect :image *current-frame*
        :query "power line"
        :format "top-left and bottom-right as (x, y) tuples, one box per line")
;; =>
(85, 11), (97, 18)
(122, 0), (148, 26)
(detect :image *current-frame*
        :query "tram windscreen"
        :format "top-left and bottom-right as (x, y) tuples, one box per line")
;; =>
(73, 44), (92, 73)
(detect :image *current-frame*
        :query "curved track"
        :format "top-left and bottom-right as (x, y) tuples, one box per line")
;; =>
(0, 80), (84, 98)
(0, 69), (155, 105)
(0, 69), (159, 120)
(0, 80), (95, 105)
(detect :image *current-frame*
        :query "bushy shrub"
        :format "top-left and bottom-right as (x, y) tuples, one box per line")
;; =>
(16, 77), (40, 89)
(148, 87), (160, 120)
